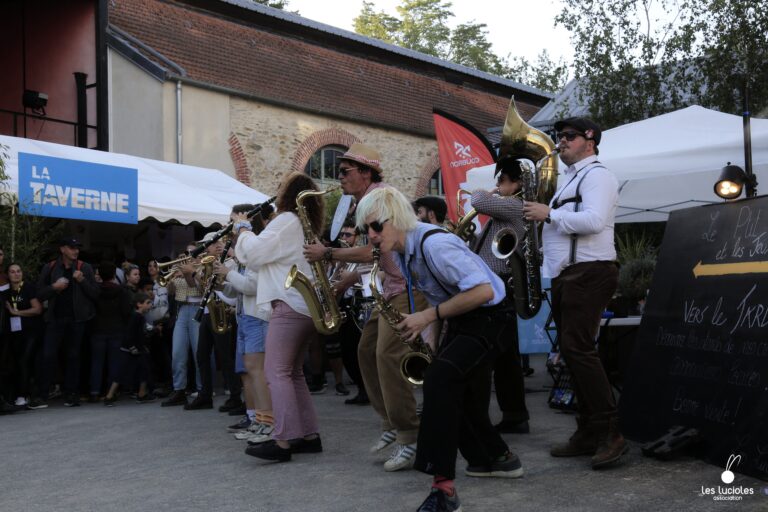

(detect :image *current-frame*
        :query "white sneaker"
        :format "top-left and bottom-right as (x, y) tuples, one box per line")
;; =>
(234, 421), (264, 440)
(15, 397), (27, 407)
(246, 424), (274, 445)
(370, 429), (397, 454)
(383, 443), (416, 472)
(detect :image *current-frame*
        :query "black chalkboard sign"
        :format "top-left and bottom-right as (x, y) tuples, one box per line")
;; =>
(620, 196), (768, 481)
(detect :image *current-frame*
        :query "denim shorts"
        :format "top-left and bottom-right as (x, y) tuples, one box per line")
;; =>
(235, 314), (268, 373)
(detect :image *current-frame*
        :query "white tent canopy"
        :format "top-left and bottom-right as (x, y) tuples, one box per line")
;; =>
(0, 135), (268, 226)
(465, 106), (768, 223)
(600, 106), (768, 222)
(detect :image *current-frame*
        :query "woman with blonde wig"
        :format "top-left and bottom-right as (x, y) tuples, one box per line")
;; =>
(357, 187), (523, 512)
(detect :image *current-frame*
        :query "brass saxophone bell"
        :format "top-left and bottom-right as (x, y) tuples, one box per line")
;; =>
(491, 227), (519, 261)
(400, 350), (432, 386)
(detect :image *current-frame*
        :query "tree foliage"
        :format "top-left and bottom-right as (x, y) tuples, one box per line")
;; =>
(354, 0), (566, 93)
(556, 0), (768, 128)
(505, 50), (570, 96)
(0, 145), (62, 280)
(251, 0), (289, 9)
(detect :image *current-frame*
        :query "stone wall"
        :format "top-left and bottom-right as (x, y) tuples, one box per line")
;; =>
(229, 97), (439, 198)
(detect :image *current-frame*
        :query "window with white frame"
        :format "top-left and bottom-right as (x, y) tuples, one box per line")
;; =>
(305, 145), (346, 183)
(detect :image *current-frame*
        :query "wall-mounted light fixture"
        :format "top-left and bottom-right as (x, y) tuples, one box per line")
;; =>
(22, 89), (48, 115)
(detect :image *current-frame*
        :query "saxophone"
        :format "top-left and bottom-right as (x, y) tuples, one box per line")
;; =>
(209, 237), (233, 334)
(284, 186), (344, 335)
(195, 238), (232, 335)
(492, 97), (559, 319)
(369, 247), (432, 386)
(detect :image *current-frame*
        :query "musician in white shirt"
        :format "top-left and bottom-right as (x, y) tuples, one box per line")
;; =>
(239, 172), (324, 463)
(523, 116), (627, 470)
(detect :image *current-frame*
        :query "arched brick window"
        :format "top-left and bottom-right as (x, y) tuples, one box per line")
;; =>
(291, 127), (359, 178)
(414, 152), (441, 198)
(305, 145), (346, 184)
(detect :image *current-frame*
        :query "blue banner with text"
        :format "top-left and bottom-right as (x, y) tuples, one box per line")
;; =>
(18, 153), (138, 224)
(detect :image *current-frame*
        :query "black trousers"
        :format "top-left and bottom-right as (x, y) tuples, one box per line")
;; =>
(551, 261), (619, 421)
(414, 305), (515, 479)
(38, 317), (87, 398)
(9, 330), (38, 398)
(493, 312), (529, 422)
(196, 313), (241, 400)
(338, 313), (364, 390)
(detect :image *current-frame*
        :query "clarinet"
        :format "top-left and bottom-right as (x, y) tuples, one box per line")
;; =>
(191, 196), (276, 257)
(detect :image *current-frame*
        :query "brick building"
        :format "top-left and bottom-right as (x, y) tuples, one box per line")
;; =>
(0, 0), (550, 260)
(105, 0), (551, 197)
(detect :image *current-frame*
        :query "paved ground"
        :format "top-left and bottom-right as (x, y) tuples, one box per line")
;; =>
(1, 354), (766, 512)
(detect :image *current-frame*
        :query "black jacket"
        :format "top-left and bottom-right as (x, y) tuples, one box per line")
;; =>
(37, 258), (99, 322)
(91, 282), (133, 335)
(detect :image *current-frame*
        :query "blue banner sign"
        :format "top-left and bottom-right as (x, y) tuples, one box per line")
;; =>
(18, 152), (138, 224)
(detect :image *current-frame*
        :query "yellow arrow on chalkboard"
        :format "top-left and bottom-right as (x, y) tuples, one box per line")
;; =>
(693, 260), (768, 278)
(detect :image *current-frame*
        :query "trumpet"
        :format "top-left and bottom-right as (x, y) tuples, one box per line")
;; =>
(157, 255), (199, 286)
(452, 188), (478, 242)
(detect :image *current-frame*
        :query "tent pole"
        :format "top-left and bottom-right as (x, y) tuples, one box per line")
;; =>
(743, 82), (757, 197)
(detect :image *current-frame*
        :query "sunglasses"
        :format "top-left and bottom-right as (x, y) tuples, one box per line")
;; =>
(363, 219), (389, 233)
(339, 232), (355, 238)
(338, 166), (359, 177)
(557, 131), (585, 142)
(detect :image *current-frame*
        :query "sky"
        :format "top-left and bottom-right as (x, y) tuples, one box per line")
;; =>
(284, 0), (574, 65)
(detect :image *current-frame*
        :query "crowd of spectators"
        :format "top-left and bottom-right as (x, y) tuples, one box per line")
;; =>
(0, 231), (362, 416)
(0, 237), (179, 412)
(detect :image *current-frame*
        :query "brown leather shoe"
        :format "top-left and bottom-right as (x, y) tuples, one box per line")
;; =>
(550, 417), (599, 457)
(591, 418), (629, 469)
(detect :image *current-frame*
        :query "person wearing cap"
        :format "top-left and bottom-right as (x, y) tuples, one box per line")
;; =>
(469, 158), (530, 435)
(523, 117), (626, 469)
(36, 237), (99, 407)
(413, 196), (448, 226)
(303, 142), (427, 472)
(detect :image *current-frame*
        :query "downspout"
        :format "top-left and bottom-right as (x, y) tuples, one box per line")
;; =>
(176, 80), (182, 164)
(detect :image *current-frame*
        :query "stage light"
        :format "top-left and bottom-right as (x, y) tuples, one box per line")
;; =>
(714, 163), (746, 200)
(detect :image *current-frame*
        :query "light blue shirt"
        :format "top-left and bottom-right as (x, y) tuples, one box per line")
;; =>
(398, 222), (506, 307)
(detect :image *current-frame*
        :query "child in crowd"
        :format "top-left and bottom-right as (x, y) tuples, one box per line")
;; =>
(104, 292), (156, 406)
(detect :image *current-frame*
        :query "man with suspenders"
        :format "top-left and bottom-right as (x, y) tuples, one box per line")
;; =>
(523, 117), (628, 469)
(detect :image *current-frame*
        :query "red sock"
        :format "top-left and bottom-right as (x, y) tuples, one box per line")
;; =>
(432, 476), (455, 496)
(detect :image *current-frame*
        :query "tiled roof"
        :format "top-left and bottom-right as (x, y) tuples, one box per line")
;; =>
(108, 0), (547, 137)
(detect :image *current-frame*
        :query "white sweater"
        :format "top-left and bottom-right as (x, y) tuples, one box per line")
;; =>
(234, 212), (312, 317)
(223, 266), (271, 322)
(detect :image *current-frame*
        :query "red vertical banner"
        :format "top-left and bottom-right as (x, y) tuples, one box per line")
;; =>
(432, 109), (496, 223)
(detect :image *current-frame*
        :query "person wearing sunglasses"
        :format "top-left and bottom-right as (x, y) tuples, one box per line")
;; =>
(303, 143), (426, 472)
(523, 116), (627, 470)
(469, 158), (531, 436)
(356, 186), (522, 512)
